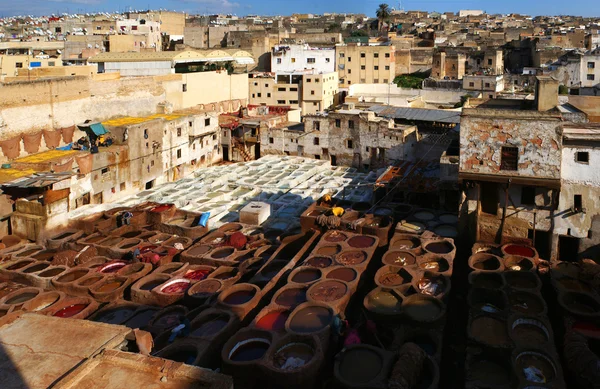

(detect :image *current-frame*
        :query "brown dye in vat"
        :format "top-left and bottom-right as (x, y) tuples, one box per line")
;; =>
(191, 279), (222, 297)
(7, 261), (34, 270)
(29, 294), (60, 311)
(336, 251), (366, 265)
(223, 289), (256, 305)
(383, 251), (416, 266)
(188, 245), (211, 256)
(512, 323), (549, 344)
(23, 263), (49, 273)
(380, 268), (412, 287)
(212, 248), (235, 259)
(471, 317), (509, 346)
(505, 273), (537, 289)
(79, 276), (103, 286)
(230, 339), (270, 362)
(121, 231), (141, 239)
(292, 269), (321, 283)
(95, 308), (136, 324)
(403, 299), (442, 322)
(419, 258), (450, 273)
(38, 268), (65, 277)
(309, 281), (346, 302)
(15, 249), (40, 257)
(32, 252), (56, 261)
(213, 270), (236, 280)
(425, 241), (453, 254)
(100, 237), (122, 246)
(305, 257), (333, 268)
(317, 245), (341, 256)
(289, 306), (332, 333)
(467, 360), (510, 386)
(191, 316), (228, 337)
(97, 281), (123, 293)
(274, 343), (314, 369)
(557, 278), (593, 293)
(324, 231), (347, 242)
(57, 270), (88, 283)
(515, 353), (556, 382)
(473, 257), (501, 271)
(125, 309), (157, 329)
(327, 268), (357, 282)
(471, 274), (503, 289)
(84, 235), (105, 244)
(275, 288), (307, 307)
(347, 236), (375, 248)
(338, 348), (382, 384)
(509, 292), (544, 314)
(6, 292), (37, 304)
(393, 239), (419, 250)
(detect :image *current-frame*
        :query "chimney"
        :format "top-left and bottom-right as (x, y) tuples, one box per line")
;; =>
(535, 76), (559, 111)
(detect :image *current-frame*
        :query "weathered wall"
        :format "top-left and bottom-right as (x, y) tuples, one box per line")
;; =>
(459, 109), (563, 180)
(348, 83), (466, 105)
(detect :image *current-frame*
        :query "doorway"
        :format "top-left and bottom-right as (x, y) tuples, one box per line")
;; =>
(480, 182), (499, 215)
(559, 235), (580, 262)
(330, 155), (337, 166)
(223, 146), (229, 161)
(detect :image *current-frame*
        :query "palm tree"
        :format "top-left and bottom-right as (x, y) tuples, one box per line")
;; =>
(376, 3), (391, 33)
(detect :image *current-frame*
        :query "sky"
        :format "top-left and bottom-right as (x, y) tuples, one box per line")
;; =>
(0, 0), (598, 18)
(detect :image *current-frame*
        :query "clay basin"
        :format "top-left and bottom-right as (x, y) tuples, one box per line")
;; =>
(273, 286), (308, 308)
(469, 315), (511, 347)
(326, 267), (358, 283)
(304, 256), (333, 268)
(255, 309), (291, 331)
(335, 250), (368, 266)
(91, 304), (139, 325)
(467, 354), (513, 388)
(286, 302), (334, 335)
(219, 223), (244, 233)
(402, 294), (445, 323)
(6, 259), (35, 271)
(508, 291), (546, 315)
(157, 343), (203, 366)
(155, 262), (187, 275)
(269, 337), (317, 372)
(509, 317), (551, 345)
(513, 350), (558, 384)
(223, 330), (272, 364)
(97, 261), (127, 274)
(307, 279), (348, 304)
(182, 266), (213, 282)
(502, 244), (537, 259)
(116, 262), (152, 279)
(218, 284), (259, 307)
(423, 240), (455, 256)
(468, 272), (505, 289)
(20, 262), (50, 274)
(53, 268), (90, 284)
(418, 256), (451, 273)
(210, 247), (236, 259)
(22, 291), (64, 312)
(322, 231), (348, 243)
(189, 311), (233, 338)
(504, 255), (536, 272)
(149, 305), (188, 332)
(316, 244), (342, 256)
(467, 288), (508, 313)
(115, 238), (142, 250)
(185, 244), (212, 257)
(334, 345), (387, 387)
(347, 235), (376, 249)
(364, 287), (404, 315)
(289, 267), (322, 284)
(187, 279), (224, 302)
(390, 235), (421, 251)
(375, 266), (413, 288)
(558, 291), (600, 318)
(1, 288), (42, 306)
(382, 251), (416, 267)
(504, 271), (541, 290)
(135, 274), (171, 292)
(49, 297), (98, 319)
(158, 279), (191, 295)
(468, 253), (504, 272)
(415, 273), (450, 298)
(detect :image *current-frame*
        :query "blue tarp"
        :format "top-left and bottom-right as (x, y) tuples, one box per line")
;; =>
(56, 143), (73, 150)
(89, 123), (108, 136)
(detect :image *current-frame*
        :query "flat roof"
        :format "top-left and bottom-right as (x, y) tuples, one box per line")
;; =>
(13, 149), (81, 164)
(89, 49), (254, 64)
(368, 105), (461, 124)
(102, 113), (184, 127)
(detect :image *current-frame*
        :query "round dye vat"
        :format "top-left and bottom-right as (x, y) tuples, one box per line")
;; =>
(413, 210), (435, 221)
(438, 213), (459, 224)
(124, 309), (158, 329)
(317, 245), (341, 256)
(470, 316), (510, 346)
(191, 316), (229, 337)
(212, 248), (235, 259)
(467, 359), (510, 387)
(323, 231), (347, 242)
(7, 260), (34, 270)
(379, 269), (411, 287)
(305, 257), (333, 268)
(256, 311), (290, 331)
(154, 312), (184, 328)
(392, 238), (420, 250)
(6, 292), (38, 305)
(95, 307), (136, 324)
(504, 272), (538, 289)
(327, 268), (357, 282)
(288, 305), (332, 333)
(160, 264), (184, 274)
(150, 204), (173, 213)
(425, 241), (454, 254)
(54, 304), (88, 318)
(383, 251), (416, 266)
(38, 268), (65, 278)
(33, 251), (56, 261)
(97, 281), (123, 293)
(338, 348), (383, 384)
(367, 290), (402, 312)
(168, 350), (198, 365)
(184, 269), (210, 281)
(212, 270), (237, 280)
(403, 297), (444, 322)
(509, 292), (545, 315)
(140, 279), (166, 291)
(99, 262), (127, 273)
(419, 258), (450, 273)
(347, 236), (376, 248)
(121, 230), (142, 239)
(274, 343), (314, 369)
(140, 245), (158, 254)
(471, 273), (504, 289)
(190, 279), (222, 297)
(229, 339), (270, 362)
(28, 294), (60, 311)
(161, 280), (191, 294)
(275, 288), (307, 307)
(373, 207), (394, 216)
(511, 318), (550, 344)
(434, 224), (458, 238)
(223, 289), (256, 305)
(308, 280), (347, 302)
(292, 268), (321, 283)
(515, 352), (557, 383)
(78, 276), (103, 286)
(118, 264), (144, 277)
(336, 251), (367, 266)
(504, 244), (535, 258)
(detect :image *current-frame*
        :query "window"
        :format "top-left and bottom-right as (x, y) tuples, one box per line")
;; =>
(289, 100), (298, 104)
(485, 83), (491, 88)
(385, 53), (390, 58)
(48, 61), (55, 66)
(348, 69), (352, 74)
(488, 58), (493, 65)
(257, 93), (262, 97)
(383, 79), (388, 83)
(278, 87), (286, 91)
(265, 83), (268, 87)
(348, 57), (351, 62)
(360, 79), (366, 83)
(348, 120), (355, 129)
(290, 87), (297, 91)
(277, 100), (286, 104)
(588, 62), (596, 69)
(347, 139), (353, 149)
(374, 53), (379, 58)
(374, 79), (379, 83)
(132, 25), (138, 30)
(335, 119), (341, 128)
(366, 146), (370, 151)
(101, 167), (109, 174)
(374, 66), (379, 70)
(212, 134), (216, 140)
(189, 121), (193, 127)
(315, 79), (319, 83)
(177, 128), (181, 136)
(307, 58), (316, 63)
(277, 58), (282, 64)
(521, 187), (536, 205)
(151, 160), (154, 167)
(252, 94), (255, 98)
(469, 82), (475, 87)
(120, 182), (126, 191)
(291, 58), (296, 63)
(340, 53), (345, 58)
(325, 58), (330, 63)
(348, 80), (351, 85)
(313, 122), (320, 131)
(267, 93), (271, 97)
(314, 137), (320, 145)
(182, 84), (187, 92)
(254, 82), (258, 86)
(361, 65), (366, 70)
(500, 146), (518, 171)
(315, 155), (321, 159)
(15, 62), (22, 68)
(177, 149), (182, 158)
(144, 129), (148, 138)
(307, 78), (311, 82)
(576, 151), (589, 163)
(269, 137), (274, 144)
(385, 66), (390, 70)
(361, 52), (366, 58)
(311, 90), (315, 95)
(574, 194), (583, 211)
(587, 74), (595, 81)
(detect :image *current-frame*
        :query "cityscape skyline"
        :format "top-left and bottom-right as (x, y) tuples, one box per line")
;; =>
(1, 0), (599, 19)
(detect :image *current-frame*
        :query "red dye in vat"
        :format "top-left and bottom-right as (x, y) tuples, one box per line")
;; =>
(184, 270), (210, 281)
(256, 311), (289, 331)
(347, 236), (376, 248)
(161, 282), (190, 294)
(99, 262), (126, 273)
(504, 245), (535, 258)
(140, 245), (158, 254)
(150, 204), (173, 213)
(54, 304), (88, 318)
